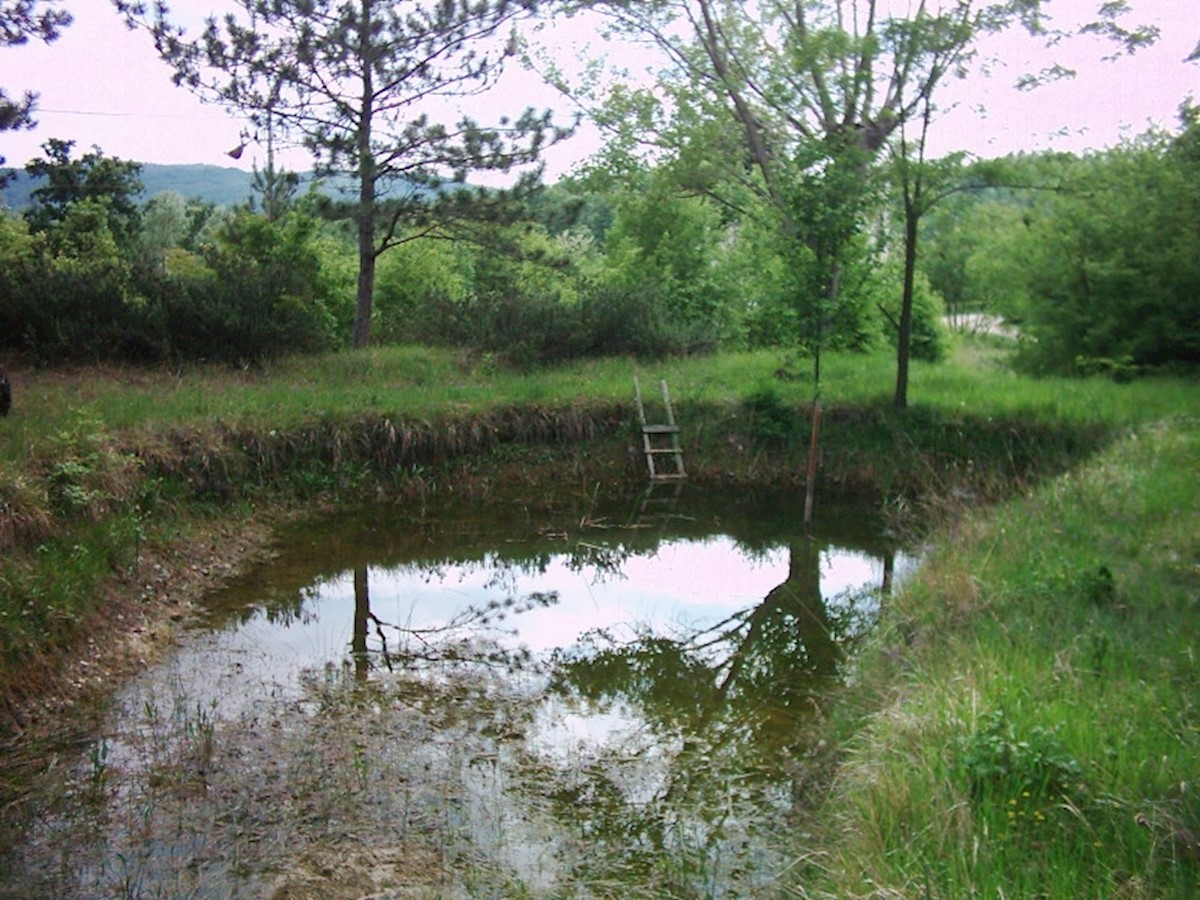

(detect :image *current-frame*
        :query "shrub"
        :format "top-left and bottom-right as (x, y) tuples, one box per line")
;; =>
(155, 211), (339, 364)
(955, 709), (1085, 803)
(0, 204), (165, 362)
(744, 388), (795, 448)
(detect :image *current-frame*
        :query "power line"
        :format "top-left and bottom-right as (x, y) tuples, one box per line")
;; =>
(35, 107), (237, 121)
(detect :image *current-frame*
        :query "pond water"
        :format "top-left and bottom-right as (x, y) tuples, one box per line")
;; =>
(2, 485), (913, 898)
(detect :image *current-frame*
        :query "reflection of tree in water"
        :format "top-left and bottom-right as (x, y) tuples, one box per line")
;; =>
(213, 494), (898, 892)
(348, 565), (559, 681)
(543, 539), (894, 891)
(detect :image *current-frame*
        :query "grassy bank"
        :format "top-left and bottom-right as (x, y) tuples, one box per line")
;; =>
(805, 413), (1200, 897)
(1, 342), (1198, 895)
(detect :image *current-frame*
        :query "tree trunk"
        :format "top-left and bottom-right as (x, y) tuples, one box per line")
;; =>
(351, 1), (376, 350)
(352, 192), (376, 349)
(893, 198), (919, 409)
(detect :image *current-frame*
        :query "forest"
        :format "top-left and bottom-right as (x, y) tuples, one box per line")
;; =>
(3, 119), (1198, 377)
(1, 1), (1195, 394)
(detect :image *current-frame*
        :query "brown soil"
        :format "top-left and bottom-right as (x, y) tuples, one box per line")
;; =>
(1, 510), (279, 747)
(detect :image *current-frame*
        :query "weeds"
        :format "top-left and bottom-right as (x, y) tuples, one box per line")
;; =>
(955, 709), (1084, 803)
(813, 415), (1200, 897)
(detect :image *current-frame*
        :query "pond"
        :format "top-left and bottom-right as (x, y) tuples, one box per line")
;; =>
(2, 485), (913, 898)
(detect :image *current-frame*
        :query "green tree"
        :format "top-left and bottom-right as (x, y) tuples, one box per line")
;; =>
(136, 191), (191, 274)
(571, 1), (1048, 382)
(887, 93), (975, 407)
(922, 190), (1023, 324)
(600, 170), (735, 347)
(158, 210), (340, 364)
(0, 201), (148, 361)
(373, 233), (472, 344)
(936, 127), (1200, 376)
(23, 139), (144, 248)
(526, 174), (616, 242)
(118, 0), (571, 348)
(1012, 132), (1200, 373)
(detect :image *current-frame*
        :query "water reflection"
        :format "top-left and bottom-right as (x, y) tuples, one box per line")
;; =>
(4, 487), (912, 897)
(198, 487), (908, 892)
(535, 536), (889, 890)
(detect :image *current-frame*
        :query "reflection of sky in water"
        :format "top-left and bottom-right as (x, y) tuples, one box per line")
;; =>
(122, 537), (902, 725)
(277, 537), (893, 659)
(50, 516), (914, 897)
(367, 537), (792, 653)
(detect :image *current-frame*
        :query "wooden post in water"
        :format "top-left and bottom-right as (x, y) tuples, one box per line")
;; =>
(803, 396), (822, 524)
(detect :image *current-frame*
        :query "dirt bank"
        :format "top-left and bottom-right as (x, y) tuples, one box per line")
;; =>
(2, 512), (277, 745)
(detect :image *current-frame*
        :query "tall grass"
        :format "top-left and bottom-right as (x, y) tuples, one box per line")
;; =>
(809, 415), (1200, 897)
(2, 343), (1192, 461)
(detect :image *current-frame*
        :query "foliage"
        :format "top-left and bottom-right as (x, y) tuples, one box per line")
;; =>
(1, 191), (343, 364)
(135, 191), (192, 273)
(0, 202), (151, 362)
(598, 175), (734, 345)
(868, 259), (948, 364)
(745, 387), (795, 448)
(568, 0), (1052, 396)
(927, 132), (1200, 374)
(118, 0), (570, 348)
(373, 235), (473, 344)
(371, 215), (720, 363)
(23, 139), (144, 248)
(955, 709), (1085, 802)
(922, 193), (1032, 319)
(155, 210), (342, 364)
(527, 175), (617, 242)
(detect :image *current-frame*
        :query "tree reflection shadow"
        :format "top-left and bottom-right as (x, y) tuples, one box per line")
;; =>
(541, 538), (895, 890)
(349, 564), (559, 682)
(288, 492), (901, 893)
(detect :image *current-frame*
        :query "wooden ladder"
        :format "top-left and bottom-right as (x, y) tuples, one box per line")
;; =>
(634, 375), (687, 482)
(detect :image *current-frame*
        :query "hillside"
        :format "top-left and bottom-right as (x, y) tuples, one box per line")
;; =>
(0, 163), (362, 210)
(2, 162), (458, 211)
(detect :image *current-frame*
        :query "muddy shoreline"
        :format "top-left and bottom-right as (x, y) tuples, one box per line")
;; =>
(0, 512), (277, 757)
(1, 441), (651, 782)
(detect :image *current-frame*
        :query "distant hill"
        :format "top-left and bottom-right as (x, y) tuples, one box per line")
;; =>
(0, 163), (363, 211)
(1, 162), (455, 212)
(142, 164), (260, 207)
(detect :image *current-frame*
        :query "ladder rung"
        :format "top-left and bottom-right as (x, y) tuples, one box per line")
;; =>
(635, 375), (687, 482)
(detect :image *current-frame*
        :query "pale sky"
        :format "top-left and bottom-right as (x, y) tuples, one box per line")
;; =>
(1, 1), (1195, 180)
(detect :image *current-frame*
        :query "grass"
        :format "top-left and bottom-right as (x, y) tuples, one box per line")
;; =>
(807, 414), (1200, 897)
(3, 344), (1193, 458)
(1, 338), (1198, 895)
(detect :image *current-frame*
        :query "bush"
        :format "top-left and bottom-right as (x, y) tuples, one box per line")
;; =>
(868, 261), (949, 363)
(154, 211), (340, 364)
(0, 205), (159, 362)
(745, 387), (795, 448)
(2, 205), (343, 365)
(956, 709), (1085, 802)
(373, 237), (472, 344)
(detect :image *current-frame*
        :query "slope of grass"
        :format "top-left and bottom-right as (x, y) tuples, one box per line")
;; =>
(3, 344), (1193, 464)
(806, 415), (1200, 897)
